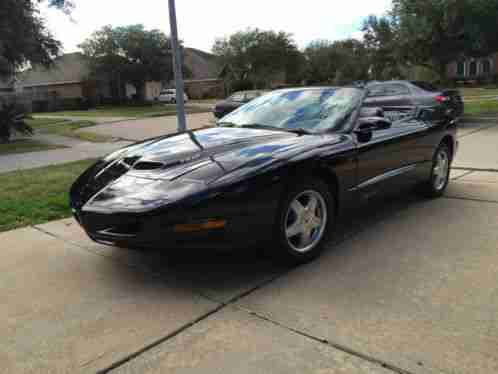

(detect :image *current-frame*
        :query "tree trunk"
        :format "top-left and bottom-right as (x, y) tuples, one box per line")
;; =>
(438, 61), (449, 85)
(133, 82), (146, 102)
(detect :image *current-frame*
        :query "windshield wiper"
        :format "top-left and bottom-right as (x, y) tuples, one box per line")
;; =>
(217, 122), (282, 131)
(285, 127), (312, 135)
(240, 124), (285, 131)
(219, 123), (312, 135)
(217, 122), (237, 127)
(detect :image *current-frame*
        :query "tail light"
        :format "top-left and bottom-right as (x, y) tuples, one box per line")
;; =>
(435, 95), (450, 103)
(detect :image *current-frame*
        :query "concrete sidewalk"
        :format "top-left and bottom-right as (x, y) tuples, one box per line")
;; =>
(34, 115), (131, 124)
(1, 173), (498, 373)
(0, 139), (131, 174)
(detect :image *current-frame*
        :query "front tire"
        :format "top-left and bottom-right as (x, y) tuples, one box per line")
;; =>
(275, 178), (335, 264)
(423, 143), (451, 197)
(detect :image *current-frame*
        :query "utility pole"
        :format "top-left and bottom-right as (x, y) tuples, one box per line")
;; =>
(168, 0), (187, 132)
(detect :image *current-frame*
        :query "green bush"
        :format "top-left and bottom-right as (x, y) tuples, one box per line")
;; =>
(0, 104), (33, 143)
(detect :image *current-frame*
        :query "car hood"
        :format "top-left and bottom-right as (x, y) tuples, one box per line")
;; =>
(102, 127), (343, 183)
(73, 127), (346, 212)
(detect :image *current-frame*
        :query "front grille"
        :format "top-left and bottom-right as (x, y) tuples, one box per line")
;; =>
(81, 211), (141, 234)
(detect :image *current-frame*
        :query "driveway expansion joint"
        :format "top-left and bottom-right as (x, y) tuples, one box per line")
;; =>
(97, 270), (291, 373)
(232, 305), (416, 374)
(458, 122), (498, 139)
(32, 225), (122, 262)
(443, 196), (498, 205)
(96, 304), (226, 374)
(452, 166), (498, 173)
(451, 170), (475, 181)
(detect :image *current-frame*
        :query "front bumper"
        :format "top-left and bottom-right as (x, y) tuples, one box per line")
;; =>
(74, 209), (273, 250)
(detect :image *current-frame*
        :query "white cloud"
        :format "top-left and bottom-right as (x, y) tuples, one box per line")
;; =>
(40, 0), (391, 53)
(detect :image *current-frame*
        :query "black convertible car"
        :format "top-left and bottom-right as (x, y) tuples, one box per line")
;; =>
(70, 87), (457, 263)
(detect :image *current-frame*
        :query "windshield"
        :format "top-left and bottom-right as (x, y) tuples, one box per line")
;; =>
(219, 88), (363, 133)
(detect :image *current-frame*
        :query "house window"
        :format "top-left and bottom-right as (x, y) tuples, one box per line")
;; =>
(469, 61), (477, 76)
(482, 59), (491, 75)
(457, 61), (465, 77)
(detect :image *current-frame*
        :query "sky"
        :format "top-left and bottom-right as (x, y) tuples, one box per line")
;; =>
(40, 0), (392, 54)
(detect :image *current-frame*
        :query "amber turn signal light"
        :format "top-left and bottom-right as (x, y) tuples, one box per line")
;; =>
(173, 219), (226, 233)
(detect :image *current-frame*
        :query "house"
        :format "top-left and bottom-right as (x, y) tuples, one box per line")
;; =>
(19, 49), (224, 110)
(169, 48), (225, 99)
(19, 53), (104, 111)
(447, 53), (498, 81)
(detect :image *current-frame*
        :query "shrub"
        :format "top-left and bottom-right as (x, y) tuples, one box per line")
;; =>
(0, 104), (33, 143)
(231, 80), (254, 93)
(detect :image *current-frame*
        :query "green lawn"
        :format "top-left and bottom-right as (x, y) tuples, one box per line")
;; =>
(27, 118), (114, 143)
(0, 159), (95, 233)
(0, 139), (66, 156)
(464, 100), (498, 117)
(460, 87), (498, 98)
(34, 104), (210, 118)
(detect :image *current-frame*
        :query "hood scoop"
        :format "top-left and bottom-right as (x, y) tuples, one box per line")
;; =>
(132, 161), (165, 171)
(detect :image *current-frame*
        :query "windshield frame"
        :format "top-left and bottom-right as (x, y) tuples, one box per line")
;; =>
(218, 87), (366, 135)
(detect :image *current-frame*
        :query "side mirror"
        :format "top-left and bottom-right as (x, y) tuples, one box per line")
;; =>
(415, 107), (435, 121)
(354, 117), (392, 143)
(357, 117), (392, 131)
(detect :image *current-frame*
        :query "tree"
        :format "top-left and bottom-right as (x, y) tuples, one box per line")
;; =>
(304, 39), (370, 85)
(332, 39), (370, 85)
(80, 25), (181, 101)
(362, 15), (404, 80)
(0, 0), (72, 77)
(391, 0), (498, 80)
(213, 28), (303, 88)
(303, 40), (340, 84)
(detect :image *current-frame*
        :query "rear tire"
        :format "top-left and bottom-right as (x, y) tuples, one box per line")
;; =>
(274, 178), (335, 264)
(422, 143), (451, 198)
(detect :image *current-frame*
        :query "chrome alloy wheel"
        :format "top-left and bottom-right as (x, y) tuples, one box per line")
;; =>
(285, 190), (328, 253)
(433, 148), (450, 191)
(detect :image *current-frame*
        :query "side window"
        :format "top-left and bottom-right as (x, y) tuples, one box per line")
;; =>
(367, 86), (385, 97)
(383, 84), (410, 96)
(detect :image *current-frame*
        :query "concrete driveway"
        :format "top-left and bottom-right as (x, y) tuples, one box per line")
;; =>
(2, 120), (498, 374)
(455, 120), (498, 170)
(80, 113), (216, 142)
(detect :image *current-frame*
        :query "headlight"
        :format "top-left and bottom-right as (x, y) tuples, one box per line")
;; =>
(82, 176), (204, 213)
